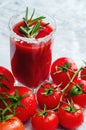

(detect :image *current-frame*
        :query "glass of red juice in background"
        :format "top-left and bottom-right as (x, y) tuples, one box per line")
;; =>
(9, 8), (56, 89)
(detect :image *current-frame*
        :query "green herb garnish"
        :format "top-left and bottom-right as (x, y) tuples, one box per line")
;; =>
(19, 7), (49, 38)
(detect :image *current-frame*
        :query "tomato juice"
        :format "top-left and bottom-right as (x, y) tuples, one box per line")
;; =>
(10, 11), (55, 88)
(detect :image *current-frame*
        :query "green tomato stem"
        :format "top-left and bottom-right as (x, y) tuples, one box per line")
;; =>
(61, 67), (82, 93)
(50, 67), (83, 111)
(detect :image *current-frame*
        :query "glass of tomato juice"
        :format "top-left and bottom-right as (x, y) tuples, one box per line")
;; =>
(9, 8), (56, 89)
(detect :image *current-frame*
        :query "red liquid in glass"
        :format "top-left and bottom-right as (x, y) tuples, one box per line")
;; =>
(10, 21), (53, 88)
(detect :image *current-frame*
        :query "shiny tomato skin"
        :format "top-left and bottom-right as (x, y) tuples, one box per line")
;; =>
(14, 86), (37, 122)
(37, 82), (61, 109)
(80, 66), (86, 80)
(51, 57), (78, 88)
(72, 94), (86, 108)
(0, 66), (14, 84)
(0, 66), (15, 92)
(0, 116), (25, 130)
(67, 79), (86, 107)
(32, 111), (59, 130)
(58, 104), (84, 129)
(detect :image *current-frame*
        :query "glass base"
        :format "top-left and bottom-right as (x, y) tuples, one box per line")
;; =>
(14, 80), (38, 93)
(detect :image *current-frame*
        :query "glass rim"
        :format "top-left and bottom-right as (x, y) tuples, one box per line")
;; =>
(9, 9), (56, 44)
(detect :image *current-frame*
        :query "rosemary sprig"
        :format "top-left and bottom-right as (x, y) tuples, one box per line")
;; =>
(19, 7), (49, 38)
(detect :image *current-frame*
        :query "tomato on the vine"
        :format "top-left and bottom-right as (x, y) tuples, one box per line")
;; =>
(0, 86), (37, 123)
(66, 79), (86, 107)
(37, 82), (61, 109)
(51, 57), (78, 88)
(58, 103), (84, 129)
(12, 86), (37, 122)
(32, 106), (59, 130)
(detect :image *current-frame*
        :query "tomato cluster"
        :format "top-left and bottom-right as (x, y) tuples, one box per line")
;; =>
(0, 66), (37, 129)
(0, 57), (86, 130)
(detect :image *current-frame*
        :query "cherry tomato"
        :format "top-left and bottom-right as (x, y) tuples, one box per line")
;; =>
(12, 86), (37, 122)
(0, 116), (24, 130)
(0, 86), (37, 123)
(66, 79), (86, 107)
(51, 57), (78, 88)
(32, 109), (59, 130)
(80, 66), (86, 80)
(58, 103), (84, 129)
(37, 82), (61, 109)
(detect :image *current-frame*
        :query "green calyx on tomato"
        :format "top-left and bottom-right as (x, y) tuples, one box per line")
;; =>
(68, 84), (83, 97)
(0, 113), (14, 122)
(0, 95), (14, 122)
(64, 100), (78, 113)
(36, 105), (49, 116)
(5, 89), (30, 113)
(0, 89), (30, 120)
(0, 82), (10, 90)
(0, 74), (9, 82)
(55, 62), (71, 73)
(0, 74), (10, 90)
(41, 84), (58, 96)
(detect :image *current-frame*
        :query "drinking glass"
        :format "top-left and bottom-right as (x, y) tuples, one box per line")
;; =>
(9, 8), (56, 89)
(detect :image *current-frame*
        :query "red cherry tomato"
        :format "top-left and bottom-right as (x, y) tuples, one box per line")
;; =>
(58, 103), (84, 129)
(51, 57), (78, 88)
(12, 86), (37, 122)
(32, 109), (59, 130)
(66, 79), (86, 107)
(0, 116), (24, 130)
(0, 86), (37, 123)
(37, 82), (61, 109)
